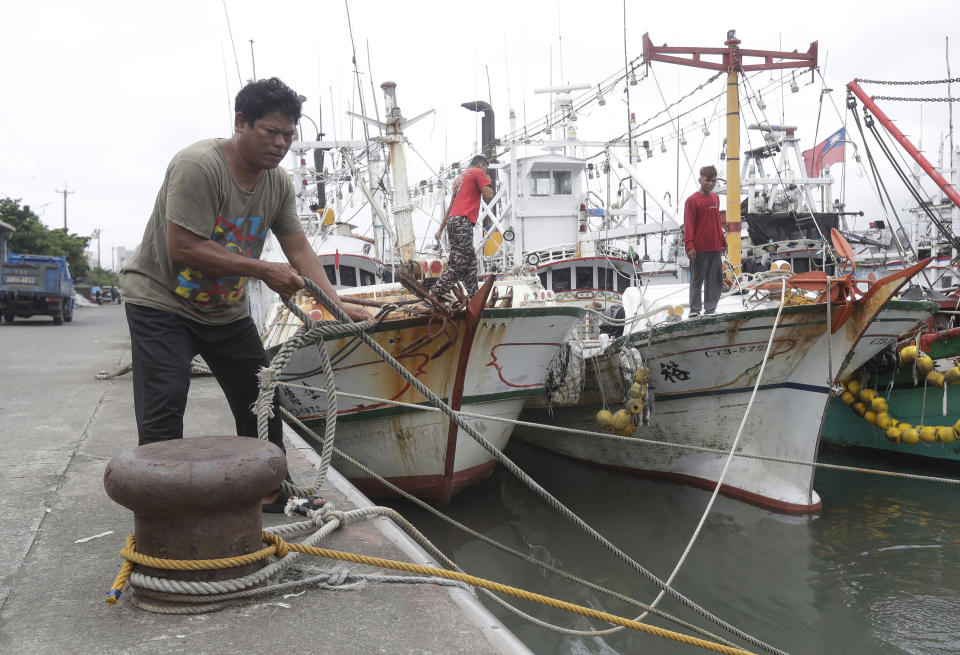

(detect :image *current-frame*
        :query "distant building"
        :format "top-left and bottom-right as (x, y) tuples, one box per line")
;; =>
(114, 246), (134, 271)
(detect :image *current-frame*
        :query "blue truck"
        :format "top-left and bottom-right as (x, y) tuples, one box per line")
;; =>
(0, 220), (75, 325)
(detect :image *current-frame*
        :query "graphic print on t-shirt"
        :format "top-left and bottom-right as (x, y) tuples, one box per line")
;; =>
(174, 214), (266, 307)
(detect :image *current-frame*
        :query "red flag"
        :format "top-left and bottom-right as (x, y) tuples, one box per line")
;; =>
(334, 249), (340, 269)
(802, 128), (845, 177)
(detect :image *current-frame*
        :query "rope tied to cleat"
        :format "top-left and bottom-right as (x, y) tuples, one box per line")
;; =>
(107, 530), (758, 655)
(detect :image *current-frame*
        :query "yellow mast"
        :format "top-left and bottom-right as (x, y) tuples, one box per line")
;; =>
(725, 68), (742, 273)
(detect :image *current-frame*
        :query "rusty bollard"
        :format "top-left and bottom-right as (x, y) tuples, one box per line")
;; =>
(104, 436), (286, 587)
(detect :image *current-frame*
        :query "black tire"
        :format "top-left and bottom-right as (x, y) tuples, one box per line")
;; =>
(64, 305), (74, 323)
(53, 301), (64, 325)
(4, 313), (14, 323)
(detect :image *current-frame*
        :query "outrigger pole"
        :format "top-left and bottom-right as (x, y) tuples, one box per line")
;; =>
(641, 31), (818, 273)
(847, 80), (960, 212)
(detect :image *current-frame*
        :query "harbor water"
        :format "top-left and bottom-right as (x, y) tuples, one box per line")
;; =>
(385, 433), (960, 654)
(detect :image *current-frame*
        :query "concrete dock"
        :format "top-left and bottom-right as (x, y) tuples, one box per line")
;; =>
(0, 303), (530, 654)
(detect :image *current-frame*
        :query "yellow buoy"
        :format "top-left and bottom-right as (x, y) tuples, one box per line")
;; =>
(617, 425), (636, 437)
(875, 412), (892, 429)
(626, 398), (644, 415)
(847, 380), (862, 395)
(917, 356), (935, 375)
(944, 367), (960, 385)
(899, 422), (913, 431)
(926, 371), (945, 388)
(939, 426), (958, 443)
(900, 345), (918, 365)
(864, 410), (877, 425)
(630, 382), (642, 398)
(611, 409), (632, 430)
(901, 429), (920, 445)
(885, 427), (901, 442)
(859, 388), (876, 403)
(919, 425), (938, 442)
(852, 402), (867, 417)
(841, 392), (856, 406)
(870, 397), (888, 413)
(596, 409), (613, 428)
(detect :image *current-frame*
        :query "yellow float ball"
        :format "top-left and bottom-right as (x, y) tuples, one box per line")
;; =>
(859, 388), (876, 403)
(596, 409), (613, 428)
(939, 427), (958, 443)
(875, 412), (892, 429)
(954, 418), (960, 435)
(864, 410), (877, 425)
(626, 398), (644, 415)
(945, 367), (960, 385)
(852, 402), (867, 416)
(917, 356), (935, 375)
(635, 369), (644, 383)
(926, 371), (945, 388)
(919, 426), (938, 442)
(900, 345), (918, 364)
(841, 392), (856, 406)
(611, 409), (632, 431)
(885, 427), (901, 442)
(847, 380), (862, 395)
(617, 424), (636, 437)
(901, 429), (920, 445)
(898, 422), (913, 431)
(630, 382), (642, 398)
(871, 397), (888, 413)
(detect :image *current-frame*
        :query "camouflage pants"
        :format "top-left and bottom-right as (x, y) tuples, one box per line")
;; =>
(432, 215), (478, 298)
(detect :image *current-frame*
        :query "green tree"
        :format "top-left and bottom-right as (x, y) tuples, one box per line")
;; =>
(1, 197), (91, 279)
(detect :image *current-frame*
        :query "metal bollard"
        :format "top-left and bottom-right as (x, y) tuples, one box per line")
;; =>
(104, 436), (286, 583)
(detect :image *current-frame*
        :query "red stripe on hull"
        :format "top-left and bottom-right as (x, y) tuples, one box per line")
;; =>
(531, 446), (823, 515)
(347, 460), (497, 502)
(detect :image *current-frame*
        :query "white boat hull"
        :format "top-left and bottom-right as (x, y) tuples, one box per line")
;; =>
(519, 280), (935, 513)
(270, 296), (585, 502)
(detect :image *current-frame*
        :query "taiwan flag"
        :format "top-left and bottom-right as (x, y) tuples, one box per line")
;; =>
(802, 128), (846, 177)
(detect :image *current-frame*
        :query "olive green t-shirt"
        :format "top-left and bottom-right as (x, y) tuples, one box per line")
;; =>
(120, 138), (302, 324)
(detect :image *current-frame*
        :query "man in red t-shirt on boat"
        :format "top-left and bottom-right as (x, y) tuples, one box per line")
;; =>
(683, 164), (725, 317)
(429, 154), (494, 306)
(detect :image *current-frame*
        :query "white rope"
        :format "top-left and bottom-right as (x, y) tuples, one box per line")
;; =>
(637, 279), (789, 621)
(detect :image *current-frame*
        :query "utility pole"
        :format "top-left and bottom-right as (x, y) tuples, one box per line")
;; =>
(54, 182), (75, 231)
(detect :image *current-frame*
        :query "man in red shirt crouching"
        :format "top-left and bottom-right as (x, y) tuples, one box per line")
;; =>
(430, 155), (494, 305)
(684, 165), (725, 317)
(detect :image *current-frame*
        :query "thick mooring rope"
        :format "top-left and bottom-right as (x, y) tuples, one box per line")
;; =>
(251, 277), (787, 655)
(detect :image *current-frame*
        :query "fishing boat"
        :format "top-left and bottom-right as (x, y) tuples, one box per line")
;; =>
(819, 83), (960, 463)
(512, 33), (937, 513)
(256, 81), (585, 503)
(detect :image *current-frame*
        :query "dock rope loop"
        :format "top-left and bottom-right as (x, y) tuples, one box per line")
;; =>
(108, 531), (757, 655)
(255, 276), (786, 655)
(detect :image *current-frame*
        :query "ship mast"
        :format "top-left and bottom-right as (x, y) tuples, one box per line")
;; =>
(641, 31), (818, 273)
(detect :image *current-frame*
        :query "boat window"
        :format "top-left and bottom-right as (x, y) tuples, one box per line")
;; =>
(359, 269), (376, 286)
(576, 266), (594, 289)
(339, 266), (357, 287)
(538, 272), (548, 288)
(553, 171), (572, 195)
(323, 264), (337, 285)
(617, 272), (632, 293)
(598, 268), (613, 290)
(531, 171), (552, 196)
(552, 267), (571, 291)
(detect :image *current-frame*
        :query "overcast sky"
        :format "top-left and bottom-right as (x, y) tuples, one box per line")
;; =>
(2, 0), (959, 266)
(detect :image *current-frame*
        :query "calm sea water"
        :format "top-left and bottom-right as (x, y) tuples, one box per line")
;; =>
(385, 434), (960, 655)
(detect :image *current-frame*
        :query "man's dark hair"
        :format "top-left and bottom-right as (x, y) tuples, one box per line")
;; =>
(700, 164), (718, 180)
(470, 154), (489, 167)
(235, 77), (302, 126)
